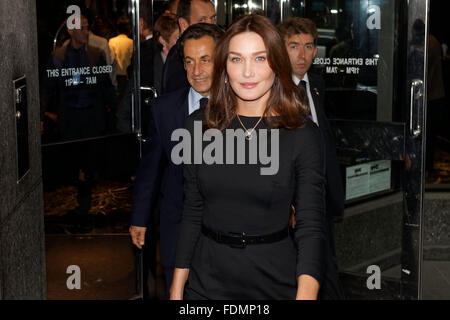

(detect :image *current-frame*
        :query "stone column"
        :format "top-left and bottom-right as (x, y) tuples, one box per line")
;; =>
(0, 0), (46, 299)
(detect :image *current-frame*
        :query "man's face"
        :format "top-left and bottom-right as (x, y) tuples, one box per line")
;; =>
(183, 36), (215, 96)
(284, 33), (317, 79)
(69, 16), (89, 46)
(179, 0), (216, 33)
(167, 0), (180, 14)
(190, 0), (216, 24)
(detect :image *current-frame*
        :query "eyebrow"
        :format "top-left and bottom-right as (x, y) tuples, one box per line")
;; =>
(199, 14), (216, 19)
(288, 41), (314, 45)
(228, 50), (267, 56)
(184, 54), (211, 60)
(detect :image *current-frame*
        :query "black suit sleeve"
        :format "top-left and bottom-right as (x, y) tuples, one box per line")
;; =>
(311, 74), (345, 218)
(130, 103), (167, 227)
(140, 38), (155, 87)
(318, 80), (345, 217)
(292, 122), (327, 284)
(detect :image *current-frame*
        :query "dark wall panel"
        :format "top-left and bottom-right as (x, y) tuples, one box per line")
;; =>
(0, 0), (46, 299)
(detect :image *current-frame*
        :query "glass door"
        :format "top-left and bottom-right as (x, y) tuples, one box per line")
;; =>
(274, 0), (428, 299)
(37, 0), (142, 299)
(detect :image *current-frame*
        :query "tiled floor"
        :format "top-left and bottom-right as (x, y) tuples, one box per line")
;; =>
(45, 235), (138, 300)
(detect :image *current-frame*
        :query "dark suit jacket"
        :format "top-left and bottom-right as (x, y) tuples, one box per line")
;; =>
(161, 39), (189, 94)
(308, 72), (345, 299)
(140, 37), (164, 93)
(308, 72), (345, 220)
(131, 87), (191, 269)
(152, 50), (164, 94)
(139, 37), (156, 87)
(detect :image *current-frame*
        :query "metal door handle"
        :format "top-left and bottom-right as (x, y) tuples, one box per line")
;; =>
(409, 79), (423, 137)
(140, 86), (158, 98)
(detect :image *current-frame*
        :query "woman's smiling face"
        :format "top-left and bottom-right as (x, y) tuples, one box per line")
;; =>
(226, 31), (275, 107)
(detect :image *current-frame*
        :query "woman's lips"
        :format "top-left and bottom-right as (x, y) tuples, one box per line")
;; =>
(240, 82), (258, 89)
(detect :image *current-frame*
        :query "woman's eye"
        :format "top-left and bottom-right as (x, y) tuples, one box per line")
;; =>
(231, 57), (241, 62)
(256, 56), (266, 62)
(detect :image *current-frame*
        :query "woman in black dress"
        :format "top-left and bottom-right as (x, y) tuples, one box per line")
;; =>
(171, 14), (327, 300)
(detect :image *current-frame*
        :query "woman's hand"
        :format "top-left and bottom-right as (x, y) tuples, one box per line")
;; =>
(170, 268), (190, 300)
(296, 274), (320, 300)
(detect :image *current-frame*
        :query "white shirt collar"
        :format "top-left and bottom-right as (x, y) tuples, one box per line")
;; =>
(292, 73), (309, 86)
(188, 87), (209, 115)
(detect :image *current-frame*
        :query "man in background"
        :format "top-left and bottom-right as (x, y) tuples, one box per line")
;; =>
(278, 17), (345, 299)
(108, 16), (133, 101)
(41, 14), (116, 232)
(130, 23), (224, 298)
(161, 0), (216, 94)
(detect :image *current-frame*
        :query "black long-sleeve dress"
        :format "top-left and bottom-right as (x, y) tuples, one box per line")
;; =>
(174, 112), (327, 300)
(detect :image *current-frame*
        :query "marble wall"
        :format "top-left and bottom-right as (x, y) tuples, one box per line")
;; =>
(0, 0), (46, 299)
(335, 193), (403, 273)
(423, 193), (450, 260)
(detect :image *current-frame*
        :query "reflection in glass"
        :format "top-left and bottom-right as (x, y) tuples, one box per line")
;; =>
(39, 1), (136, 144)
(37, 0), (140, 300)
(276, 0), (407, 298)
(229, 0), (265, 23)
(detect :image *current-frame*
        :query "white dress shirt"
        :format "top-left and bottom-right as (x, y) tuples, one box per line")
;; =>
(293, 73), (319, 126)
(188, 87), (209, 115)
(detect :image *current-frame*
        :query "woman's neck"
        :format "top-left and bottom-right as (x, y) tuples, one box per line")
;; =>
(236, 94), (270, 117)
(236, 102), (265, 116)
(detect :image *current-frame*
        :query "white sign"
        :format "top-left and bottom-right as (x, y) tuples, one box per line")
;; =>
(346, 160), (391, 200)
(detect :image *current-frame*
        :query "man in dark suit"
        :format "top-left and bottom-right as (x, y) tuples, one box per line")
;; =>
(130, 23), (224, 298)
(161, 0), (216, 94)
(278, 17), (345, 299)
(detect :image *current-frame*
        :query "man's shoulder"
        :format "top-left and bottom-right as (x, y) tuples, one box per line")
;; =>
(89, 32), (108, 47)
(308, 72), (326, 96)
(141, 38), (155, 50)
(308, 72), (325, 86)
(185, 107), (205, 131)
(166, 43), (182, 62)
(153, 87), (190, 111)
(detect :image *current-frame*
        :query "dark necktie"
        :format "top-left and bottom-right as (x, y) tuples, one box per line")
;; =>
(298, 80), (312, 119)
(200, 97), (209, 109)
(298, 80), (307, 93)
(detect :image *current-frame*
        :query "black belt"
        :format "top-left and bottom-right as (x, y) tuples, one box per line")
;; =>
(201, 225), (288, 249)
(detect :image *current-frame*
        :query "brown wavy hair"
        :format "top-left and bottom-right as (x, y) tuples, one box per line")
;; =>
(205, 13), (309, 130)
